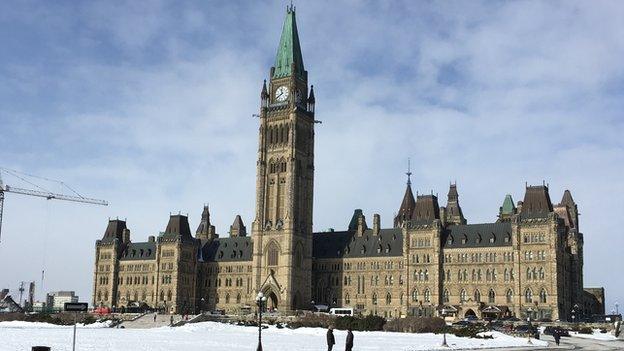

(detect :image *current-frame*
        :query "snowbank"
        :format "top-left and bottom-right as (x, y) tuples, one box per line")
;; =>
(571, 329), (617, 341)
(0, 320), (113, 329)
(0, 321), (547, 351)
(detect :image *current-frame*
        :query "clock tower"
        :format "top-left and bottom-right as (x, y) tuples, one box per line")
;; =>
(251, 5), (315, 311)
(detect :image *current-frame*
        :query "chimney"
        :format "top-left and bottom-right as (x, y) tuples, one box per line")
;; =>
(148, 236), (155, 243)
(357, 214), (367, 237)
(122, 228), (131, 243)
(373, 214), (380, 235)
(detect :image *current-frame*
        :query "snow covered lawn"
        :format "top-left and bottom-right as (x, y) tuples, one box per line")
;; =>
(0, 321), (547, 351)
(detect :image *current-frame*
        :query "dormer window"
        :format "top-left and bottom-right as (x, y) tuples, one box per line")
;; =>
(490, 234), (496, 243)
(447, 235), (454, 245)
(461, 235), (467, 244)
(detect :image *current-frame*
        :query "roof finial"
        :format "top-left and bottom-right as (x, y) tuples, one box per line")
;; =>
(406, 158), (412, 186)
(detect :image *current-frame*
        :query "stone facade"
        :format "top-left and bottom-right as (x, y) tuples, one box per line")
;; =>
(92, 6), (602, 320)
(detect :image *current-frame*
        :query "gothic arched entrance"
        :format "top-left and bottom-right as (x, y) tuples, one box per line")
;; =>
(267, 291), (278, 310)
(464, 309), (477, 318)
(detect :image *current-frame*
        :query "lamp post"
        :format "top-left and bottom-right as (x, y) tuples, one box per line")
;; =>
(526, 308), (533, 345)
(440, 308), (448, 347)
(256, 292), (267, 351)
(200, 298), (205, 314)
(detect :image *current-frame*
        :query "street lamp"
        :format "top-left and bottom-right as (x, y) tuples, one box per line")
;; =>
(440, 308), (448, 347)
(200, 298), (205, 314)
(256, 292), (267, 351)
(526, 308), (533, 345)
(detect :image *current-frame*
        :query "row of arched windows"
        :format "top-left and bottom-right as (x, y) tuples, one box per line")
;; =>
(439, 288), (548, 304)
(411, 288), (432, 303)
(269, 159), (287, 174)
(267, 124), (289, 146)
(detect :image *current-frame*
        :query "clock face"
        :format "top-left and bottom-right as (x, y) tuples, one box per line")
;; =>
(275, 86), (289, 102)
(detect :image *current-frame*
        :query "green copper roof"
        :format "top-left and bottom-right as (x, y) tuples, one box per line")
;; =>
(501, 194), (516, 215)
(273, 7), (304, 79)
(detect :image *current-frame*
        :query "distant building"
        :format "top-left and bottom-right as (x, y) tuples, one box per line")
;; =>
(92, 6), (605, 321)
(47, 291), (79, 309)
(0, 289), (23, 313)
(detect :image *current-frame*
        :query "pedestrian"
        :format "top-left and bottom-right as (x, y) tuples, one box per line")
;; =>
(345, 328), (354, 351)
(554, 329), (560, 346)
(170, 315), (174, 326)
(153, 313), (157, 323)
(326, 326), (335, 351)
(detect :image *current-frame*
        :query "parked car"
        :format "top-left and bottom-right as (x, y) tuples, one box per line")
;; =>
(452, 320), (472, 327)
(544, 326), (570, 337)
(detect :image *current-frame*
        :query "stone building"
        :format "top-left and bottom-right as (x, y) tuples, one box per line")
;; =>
(92, 6), (604, 320)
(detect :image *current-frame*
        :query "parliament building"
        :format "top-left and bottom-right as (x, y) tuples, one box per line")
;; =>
(92, 6), (604, 321)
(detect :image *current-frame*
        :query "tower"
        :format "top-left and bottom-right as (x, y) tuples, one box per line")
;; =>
(251, 5), (315, 310)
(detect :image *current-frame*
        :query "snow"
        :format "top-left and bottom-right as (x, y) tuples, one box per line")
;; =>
(570, 329), (617, 341)
(0, 320), (113, 329)
(0, 321), (547, 351)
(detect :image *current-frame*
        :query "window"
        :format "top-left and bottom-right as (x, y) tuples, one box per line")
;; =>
(506, 289), (513, 303)
(345, 294), (350, 305)
(236, 293), (241, 304)
(372, 293), (378, 305)
(525, 289), (533, 303)
(461, 235), (467, 244)
(447, 235), (454, 245)
(489, 234), (496, 243)
(474, 290), (481, 302)
(488, 289), (496, 304)
(267, 242), (279, 266)
(424, 289), (431, 303)
(540, 289), (547, 303)
(386, 292), (392, 305)
(411, 289), (418, 302)
(460, 289), (467, 303)
(443, 289), (449, 303)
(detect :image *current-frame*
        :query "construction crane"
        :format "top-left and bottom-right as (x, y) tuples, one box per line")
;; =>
(0, 167), (108, 243)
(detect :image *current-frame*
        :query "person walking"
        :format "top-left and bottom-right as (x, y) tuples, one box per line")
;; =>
(345, 328), (354, 351)
(553, 329), (561, 346)
(153, 313), (157, 323)
(169, 315), (174, 326)
(326, 326), (336, 351)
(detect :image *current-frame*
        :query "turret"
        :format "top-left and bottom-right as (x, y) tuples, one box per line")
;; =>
(394, 161), (416, 227)
(307, 85), (315, 113)
(261, 80), (269, 109)
(444, 183), (466, 225)
(498, 194), (516, 221)
(230, 215), (247, 237)
(196, 205), (217, 240)
(372, 214), (380, 236)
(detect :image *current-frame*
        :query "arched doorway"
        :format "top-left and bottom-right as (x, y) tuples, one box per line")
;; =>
(267, 291), (278, 310)
(464, 309), (477, 318)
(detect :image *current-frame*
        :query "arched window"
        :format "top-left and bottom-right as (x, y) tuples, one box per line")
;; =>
(160, 290), (164, 301)
(472, 269), (476, 281)
(424, 289), (431, 303)
(225, 293), (230, 304)
(488, 289), (496, 304)
(504, 268), (510, 281)
(236, 293), (241, 304)
(294, 245), (303, 268)
(506, 289), (513, 303)
(419, 270), (424, 281)
(539, 267), (545, 280)
(267, 242), (279, 266)
(377, 245), (382, 253)
(525, 289), (533, 303)
(411, 289), (418, 302)
(477, 269), (482, 281)
(167, 290), (172, 301)
(345, 293), (350, 305)
(104, 291), (108, 301)
(489, 234), (496, 243)
(460, 289), (467, 303)
(443, 289), (449, 303)
(372, 293), (378, 305)
(424, 269), (429, 281)
(474, 290), (481, 302)
(540, 289), (547, 303)
(386, 292), (392, 305)
(461, 234), (467, 244)
(447, 235), (454, 245)
(97, 291), (102, 301)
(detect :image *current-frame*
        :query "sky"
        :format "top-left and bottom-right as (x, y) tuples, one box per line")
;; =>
(0, 0), (623, 313)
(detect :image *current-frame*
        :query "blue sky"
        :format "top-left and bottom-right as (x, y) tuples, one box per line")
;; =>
(1, 0), (623, 312)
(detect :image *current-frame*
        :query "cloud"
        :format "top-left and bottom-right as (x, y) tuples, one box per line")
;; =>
(0, 0), (622, 312)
